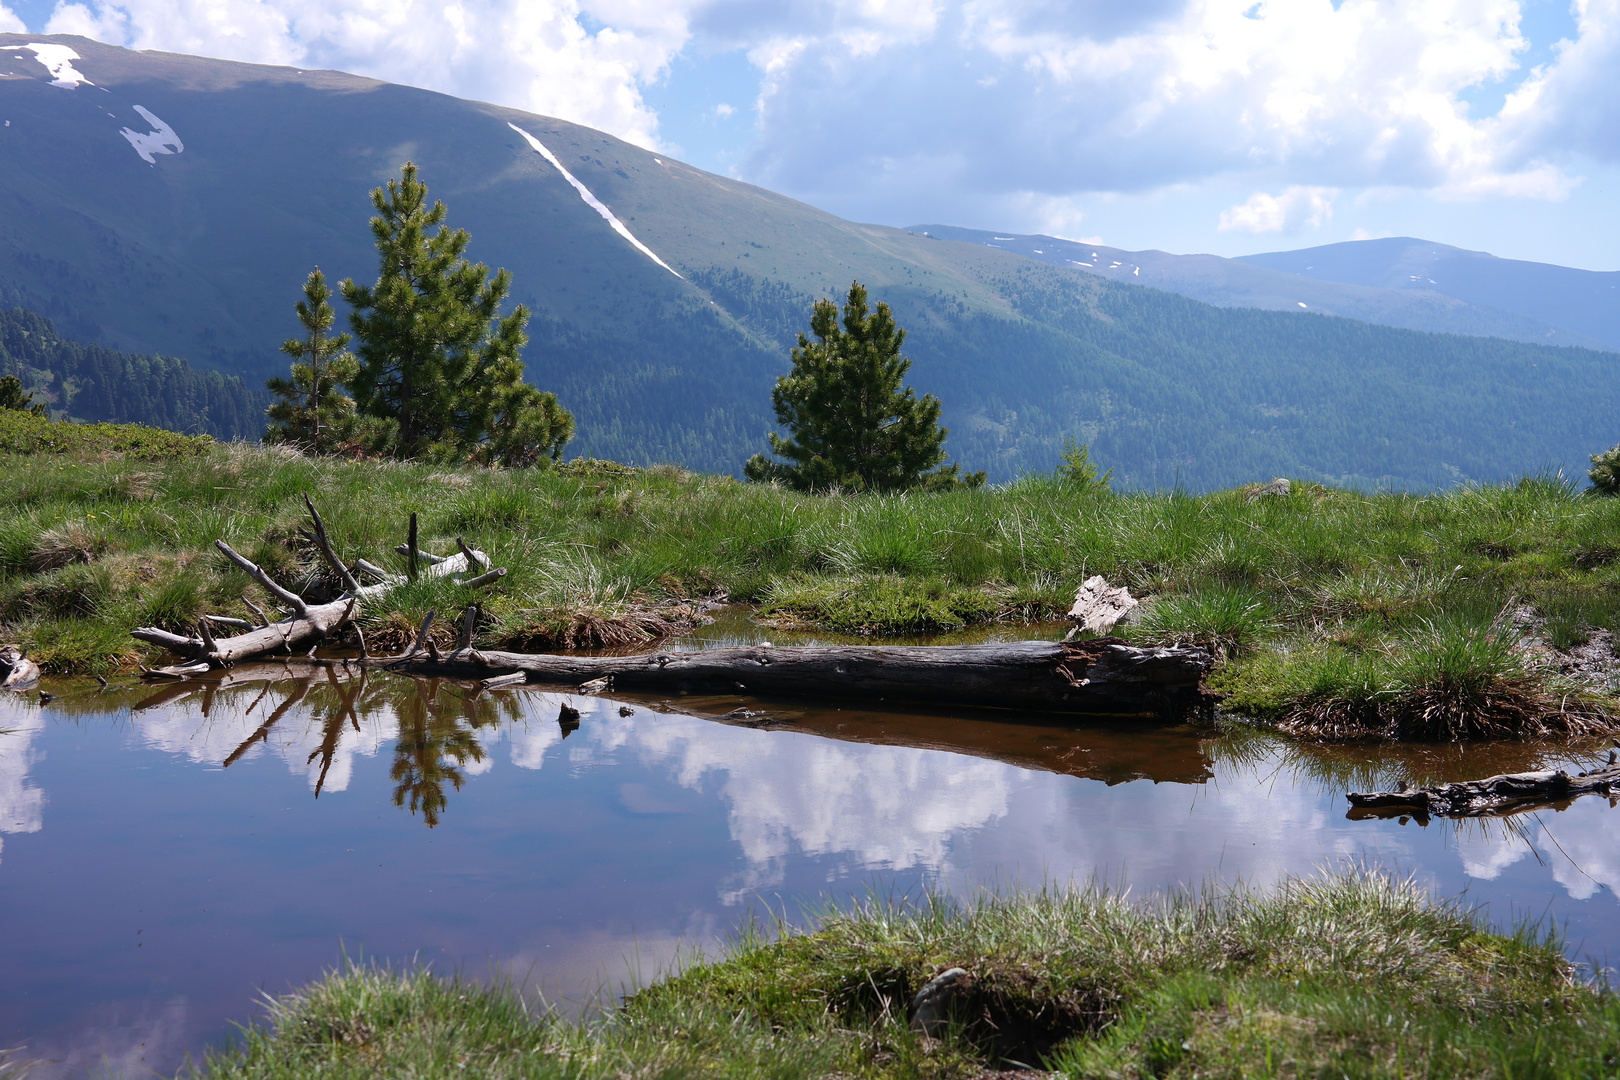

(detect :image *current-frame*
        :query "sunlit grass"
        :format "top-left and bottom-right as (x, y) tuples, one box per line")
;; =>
(193, 868), (1619, 1079)
(4, 445), (1620, 738)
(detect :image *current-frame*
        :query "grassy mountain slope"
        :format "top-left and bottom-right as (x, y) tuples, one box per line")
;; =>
(2, 35), (1618, 487)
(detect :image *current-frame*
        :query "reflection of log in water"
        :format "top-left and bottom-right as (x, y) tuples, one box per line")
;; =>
(672, 693), (1215, 785)
(1348, 758), (1620, 821)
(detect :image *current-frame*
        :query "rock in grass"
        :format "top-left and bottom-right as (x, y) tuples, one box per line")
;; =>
(1246, 477), (1291, 502)
(910, 967), (970, 1034)
(1067, 576), (1139, 635)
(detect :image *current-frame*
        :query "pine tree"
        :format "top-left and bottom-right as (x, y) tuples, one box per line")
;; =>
(341, 163), (573, 465)
(745, 281), (983, 492)
(0, 373), (48, 416)
(265, 268), (360, 453)
(1057, 436), (1113, 491)
(1590, 443), (1620, 495)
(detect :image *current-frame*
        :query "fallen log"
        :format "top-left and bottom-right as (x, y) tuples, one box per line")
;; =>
(356, 636), (1218, 717)
(1347, 755), (1620, 819)
(130, 501), (505, 672)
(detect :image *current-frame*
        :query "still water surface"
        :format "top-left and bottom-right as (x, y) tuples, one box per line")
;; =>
(1, 636), (1617, 1077)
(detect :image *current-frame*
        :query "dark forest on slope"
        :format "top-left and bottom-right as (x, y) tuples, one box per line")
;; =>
(0, 308), (266, 440)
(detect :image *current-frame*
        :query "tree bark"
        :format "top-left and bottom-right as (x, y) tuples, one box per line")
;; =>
(366, 637), (1217, 717)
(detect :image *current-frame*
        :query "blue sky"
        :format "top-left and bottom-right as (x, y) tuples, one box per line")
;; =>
(5, 0), (1618, 269)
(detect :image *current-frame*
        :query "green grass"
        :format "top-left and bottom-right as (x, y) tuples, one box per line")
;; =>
(0, 408), (213, 457)
(192, 868), (1620, 1079)
(3, 445), (1620, 738)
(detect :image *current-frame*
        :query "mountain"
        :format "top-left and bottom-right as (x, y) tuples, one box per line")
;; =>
(910, 225), (1611, 351)
(3, 34), (1620, 490)
(1236, 238), (1620, 353)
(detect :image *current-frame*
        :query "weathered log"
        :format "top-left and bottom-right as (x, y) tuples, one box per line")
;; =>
(366, 637), (1218, 717)
(1, 644), (41, 691)
(1348, 759), (1620, 819)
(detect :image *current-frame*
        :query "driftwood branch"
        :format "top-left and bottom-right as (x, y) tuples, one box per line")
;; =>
(456, 567), (507, 588)
(132, 503), (505, 673)
(302, 493), (361, 593)
(407, 513), (419, 581)
(216, 540), (309, 618)
(203, 614), (255, 631)
(1348, 758), (1620, 819)
(1, 645), (41, 691)
(456, 537), (488, 572)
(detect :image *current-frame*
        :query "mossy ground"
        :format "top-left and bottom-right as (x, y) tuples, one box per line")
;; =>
(193, 870), (1620, 1079)
(4, 444), (1620, 736)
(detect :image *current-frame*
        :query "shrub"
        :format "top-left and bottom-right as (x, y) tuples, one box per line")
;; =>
(1590, 442), (1620, 495)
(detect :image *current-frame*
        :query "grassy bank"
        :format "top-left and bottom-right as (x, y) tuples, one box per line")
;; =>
(192, 870), (1617, 1079)
(3, 441), (1619, 738)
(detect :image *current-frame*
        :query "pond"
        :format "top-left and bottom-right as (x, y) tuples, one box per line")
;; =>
(2, 629), (1617, 1077)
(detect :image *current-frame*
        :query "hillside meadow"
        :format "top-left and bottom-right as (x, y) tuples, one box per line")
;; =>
(4, 433), (1620, 740)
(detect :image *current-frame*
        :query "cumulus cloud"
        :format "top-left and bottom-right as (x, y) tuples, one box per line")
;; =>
(25, 0), (1618, 226)
(1218, 185), (1338, 233)
(38, 0), (690, 148)
(0, 4), (26, 31)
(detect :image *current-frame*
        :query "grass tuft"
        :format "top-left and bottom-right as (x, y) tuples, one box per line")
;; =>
(192, 868), (1619, 1079)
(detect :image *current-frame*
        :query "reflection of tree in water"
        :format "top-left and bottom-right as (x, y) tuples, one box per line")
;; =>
(132, 666), (528, 827)
(389, 679), (507, 827)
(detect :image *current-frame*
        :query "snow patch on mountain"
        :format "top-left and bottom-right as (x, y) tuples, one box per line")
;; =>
(2, 42), (92, 87)
(507, 122), (681, 280)
(119, 105), (183, 164)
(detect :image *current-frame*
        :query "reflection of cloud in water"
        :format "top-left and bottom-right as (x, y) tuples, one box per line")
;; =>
(0, 698), (47, 864)
(1535, 802), (1620, 901)
(130, 684), (392, 794)
(10, 995), (190, 1080)
(504, 696), (1016, 898)
(933, 757), (1416, 901)
(1453, 822), (1533, 881)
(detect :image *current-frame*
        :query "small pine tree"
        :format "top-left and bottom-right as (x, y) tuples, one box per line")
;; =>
(1590, 443), (1620, 495)
(1057, 436), (1113, 491)
(341, 163), (573, 465)
(265, 268), (360, 453)
(745, 280), (983, 492)
(0, 373), (48, 416)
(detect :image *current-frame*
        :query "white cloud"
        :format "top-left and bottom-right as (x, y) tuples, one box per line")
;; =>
(0, 4), (26, 31)
(1218, 184), (1338, 233)
(713, 101), (735, 117)
(38, 0), (692, 149)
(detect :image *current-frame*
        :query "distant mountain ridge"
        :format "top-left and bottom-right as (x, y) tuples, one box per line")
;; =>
(911, 225), (1614, 351)
(1236, 238), (1620, 352)
(3, 34), (1620, 490)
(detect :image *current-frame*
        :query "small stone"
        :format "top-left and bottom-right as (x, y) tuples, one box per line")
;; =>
(910, 967), (970, 1034)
